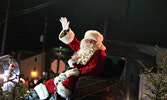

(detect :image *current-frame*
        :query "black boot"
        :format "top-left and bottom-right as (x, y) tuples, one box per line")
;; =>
(57, 93), (66, 100)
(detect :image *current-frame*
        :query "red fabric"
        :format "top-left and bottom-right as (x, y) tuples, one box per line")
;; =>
(78, 50), (107, 76)
(12, 64), (18, 66)
(67, 37), (80, 52)
(62, 76), (78, 91)
(43, 79), (56, 93)
(68, 38), (107, 76)
(40, 35), (107, 95)
(25, 80), (28, 84)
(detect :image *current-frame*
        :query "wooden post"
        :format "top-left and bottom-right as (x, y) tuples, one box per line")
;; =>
(41, 17), (47, 78)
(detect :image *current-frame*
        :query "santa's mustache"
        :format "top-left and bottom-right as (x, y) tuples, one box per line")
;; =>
(80, 39), (98, 51)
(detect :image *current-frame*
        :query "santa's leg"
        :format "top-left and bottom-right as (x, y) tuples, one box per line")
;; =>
(25, 68), (80, 100)
(57, 76), (78, 99)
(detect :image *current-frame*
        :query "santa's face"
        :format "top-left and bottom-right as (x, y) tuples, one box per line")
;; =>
(85, 39), (97, 44)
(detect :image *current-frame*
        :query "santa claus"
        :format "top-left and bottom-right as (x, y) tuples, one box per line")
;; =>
(28, 17), (107, 100)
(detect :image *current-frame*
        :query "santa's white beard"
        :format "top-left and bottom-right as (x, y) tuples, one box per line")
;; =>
(70, 39), (98, 65)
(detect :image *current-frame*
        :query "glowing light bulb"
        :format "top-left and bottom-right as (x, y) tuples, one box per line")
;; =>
(31, 69), (38, 78)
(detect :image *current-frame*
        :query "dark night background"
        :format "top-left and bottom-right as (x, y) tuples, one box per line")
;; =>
(0, 0), (167, 53)
(0, 0), (167, 99)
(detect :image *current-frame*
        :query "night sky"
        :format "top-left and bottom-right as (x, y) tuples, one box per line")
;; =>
(0, 0), (167, 54)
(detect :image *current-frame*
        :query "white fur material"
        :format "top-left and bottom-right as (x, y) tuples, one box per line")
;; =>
(84, 30), (103, 42)
(54, 76), (60, 85)
(65, 68), (80, 77)
(68, 59), (74, 68)
(84, 36), (97, 41)
(57, 82), (72, 98)
(34, 83), (49, 100)
(84, 30), (106, 50)
(54, 73), (67, 85)
(59, 29), (75, 44)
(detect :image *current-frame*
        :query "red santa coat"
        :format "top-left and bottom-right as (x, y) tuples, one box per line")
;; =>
(34, 29), (107, 99)
(68, 36), (107, 76)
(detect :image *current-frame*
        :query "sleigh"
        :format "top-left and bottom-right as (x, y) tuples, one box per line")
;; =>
(69, 56), (127, 100)
(24, 56), (127, 100)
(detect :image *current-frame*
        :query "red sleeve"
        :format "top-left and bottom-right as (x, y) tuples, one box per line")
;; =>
(62, 76), (78, 91)
(67, 37), (80, 52)
(43, 79), (56, 93)
(79, 51), (107, 76)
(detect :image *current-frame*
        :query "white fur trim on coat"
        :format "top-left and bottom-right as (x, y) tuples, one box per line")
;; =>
(54, 76), (61, 85)
(34, 83), (49, 100)
(68, 59), (74, 68)
(59, 29), (75, 44)
(65, 68), (80, 77)
(57, 82), (72, 98)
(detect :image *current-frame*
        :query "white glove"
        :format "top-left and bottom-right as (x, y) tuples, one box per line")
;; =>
(59, 73), (67, 81)
(54, 73), (67, 85)
(59, 17), (70, 30)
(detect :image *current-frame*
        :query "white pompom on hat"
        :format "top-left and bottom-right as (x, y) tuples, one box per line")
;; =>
(84, 30), (106, 50)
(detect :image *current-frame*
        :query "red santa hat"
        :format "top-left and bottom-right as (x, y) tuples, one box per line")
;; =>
(84, 30), (106, 50)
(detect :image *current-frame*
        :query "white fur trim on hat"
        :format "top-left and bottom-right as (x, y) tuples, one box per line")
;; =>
(84, 36), (97, 41)
(65, 68), (80, 77)
(84, 30), (106, 51)
(34, 83), (49, 99)
(84, 30), (103, 42)
(57, 82), (72, 98)
(59, 29), (75, 44)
